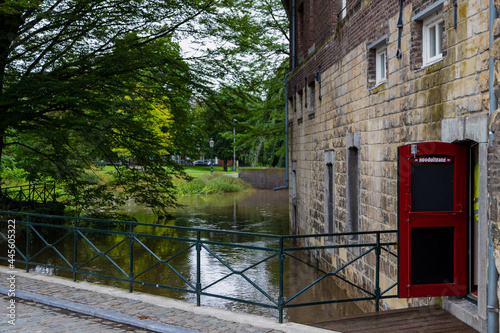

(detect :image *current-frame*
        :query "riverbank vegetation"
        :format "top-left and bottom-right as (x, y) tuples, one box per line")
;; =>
(0, 165), (252, 205)
(175, 173), (252, 196)
(0, 0), (287, 215)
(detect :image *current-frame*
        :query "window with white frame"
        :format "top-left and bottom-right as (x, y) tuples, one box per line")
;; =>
(341, 0), (346, 19)
(367, 34), (387, 88)
(375, 46), (387, 85)
(410, 0), (446, 70)
(423, 14), (444, 66)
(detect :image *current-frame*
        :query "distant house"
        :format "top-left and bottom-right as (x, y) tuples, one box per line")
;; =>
(281, 0), (500, 331)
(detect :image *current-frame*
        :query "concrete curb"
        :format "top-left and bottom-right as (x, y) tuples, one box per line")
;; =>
(0, 267), (338, 333)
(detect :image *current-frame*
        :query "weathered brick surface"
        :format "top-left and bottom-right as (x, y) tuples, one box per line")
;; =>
(287, 0), (492, 312)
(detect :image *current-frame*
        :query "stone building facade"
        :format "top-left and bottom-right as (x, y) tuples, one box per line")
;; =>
(282, 0), (499, 331)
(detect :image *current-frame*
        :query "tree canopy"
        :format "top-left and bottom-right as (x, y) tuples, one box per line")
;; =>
(191, 0), (289, 168)
(0, 0), (289, 214)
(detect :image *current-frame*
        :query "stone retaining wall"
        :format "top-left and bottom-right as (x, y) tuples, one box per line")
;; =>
(238, 168), (286, 190)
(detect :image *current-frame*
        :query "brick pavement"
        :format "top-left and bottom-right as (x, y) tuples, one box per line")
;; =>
(0, 267), (335, 333)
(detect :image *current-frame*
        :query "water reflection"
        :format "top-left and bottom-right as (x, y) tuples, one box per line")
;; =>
(10, 190), (363, 323)
(116, 190), (363, 323)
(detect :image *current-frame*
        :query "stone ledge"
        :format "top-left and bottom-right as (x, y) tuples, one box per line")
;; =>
(443, 297), (487, 332)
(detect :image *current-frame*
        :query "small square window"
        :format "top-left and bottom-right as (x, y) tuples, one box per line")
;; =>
(367, 35), (388, 88)
(423, 15), (444, 66)
(375, 47), (387, 85)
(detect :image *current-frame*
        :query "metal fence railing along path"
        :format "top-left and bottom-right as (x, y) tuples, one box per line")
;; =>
(0, 211), (398, 323)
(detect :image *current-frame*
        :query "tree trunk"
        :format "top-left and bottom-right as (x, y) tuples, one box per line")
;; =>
(0, 9), (23, 195)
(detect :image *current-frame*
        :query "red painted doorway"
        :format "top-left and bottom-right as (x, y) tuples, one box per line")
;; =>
(398, 142), (468, 298)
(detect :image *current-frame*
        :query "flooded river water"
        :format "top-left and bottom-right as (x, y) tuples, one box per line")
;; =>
(114, 189), (363, 323)
(17, 189), (363, 324)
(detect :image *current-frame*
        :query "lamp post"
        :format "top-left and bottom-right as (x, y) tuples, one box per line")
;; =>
(209, 138), (214, 174)
(233, 119), (237, 171)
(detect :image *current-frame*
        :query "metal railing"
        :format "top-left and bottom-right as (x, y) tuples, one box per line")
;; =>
(0, 183), (56, 209)
(0, 211), (398, 323)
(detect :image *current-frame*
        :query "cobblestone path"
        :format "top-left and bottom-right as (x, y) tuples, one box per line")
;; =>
(1, 295), (151, 332)
(0, 268), (327, 333)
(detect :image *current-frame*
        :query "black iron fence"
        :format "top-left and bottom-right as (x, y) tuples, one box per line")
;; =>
(0, 211), (398, 323)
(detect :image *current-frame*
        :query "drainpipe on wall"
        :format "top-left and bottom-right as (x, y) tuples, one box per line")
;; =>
(275, 0), (295, 191)
(274, 71), (291, 191)
(488, 0), (499, 332)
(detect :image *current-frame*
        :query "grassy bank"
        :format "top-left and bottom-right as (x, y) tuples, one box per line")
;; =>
(1, 165), (255, 201)
(175, 173), (252, 196)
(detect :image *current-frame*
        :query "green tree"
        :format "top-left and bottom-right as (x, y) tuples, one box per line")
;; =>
(0, 0), (212, 213)
(240, 0), (289, 167)
(2, 36), (195, 213)
(0, 0), (289, 213)
(198, 86), (257, 169)
(193, 0), (289, 168)
(198, 60), (289, 168)
(239, 60), (289, 167)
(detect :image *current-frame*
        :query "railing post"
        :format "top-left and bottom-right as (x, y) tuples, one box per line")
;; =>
(25, 215), (30, 273)
(129, 224), (134, 293)
(73, 219), (78, 282)
(375, 232), (381, 312)
(278, 237), (285, 323)
(196, 230), (201, 306)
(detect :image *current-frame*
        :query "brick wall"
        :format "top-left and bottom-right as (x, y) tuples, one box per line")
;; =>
(291, 0), (337, 63)
(289, 0), (403, 92)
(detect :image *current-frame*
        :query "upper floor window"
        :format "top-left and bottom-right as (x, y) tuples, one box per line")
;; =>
(410, 0), (446, 70)
(367, 34), (387, 88)
(423, 15), (444, 66)
(376, 46), (387, 85)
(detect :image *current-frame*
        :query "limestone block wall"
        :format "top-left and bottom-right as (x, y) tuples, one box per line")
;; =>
(288, 0), (491, 312)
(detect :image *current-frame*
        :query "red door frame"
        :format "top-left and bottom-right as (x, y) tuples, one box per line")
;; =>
(399, 142), (467, 298)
